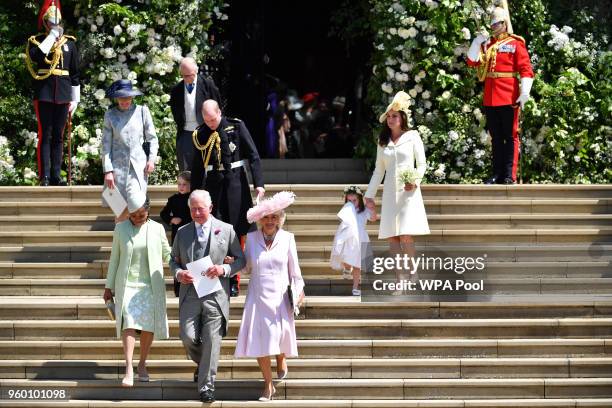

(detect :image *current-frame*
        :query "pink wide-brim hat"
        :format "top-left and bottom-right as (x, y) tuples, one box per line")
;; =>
(247, 191), (296, 223)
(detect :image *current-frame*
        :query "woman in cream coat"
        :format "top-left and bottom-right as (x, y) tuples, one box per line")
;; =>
(365, 91), (430, 252)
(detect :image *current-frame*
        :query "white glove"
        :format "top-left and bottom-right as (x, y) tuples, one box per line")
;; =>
(38, 30), (59, 55)
(515, 77), (534, 108)
(474, 33), (489, 44)
(50, 24), (64, 38)
(69, 85), (80, 114)
(467, 34), (488, 62)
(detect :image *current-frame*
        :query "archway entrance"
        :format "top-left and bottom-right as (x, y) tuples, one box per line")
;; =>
(225, 1), (372, 158)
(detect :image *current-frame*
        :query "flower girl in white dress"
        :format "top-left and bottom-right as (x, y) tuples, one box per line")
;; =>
(330, 186), (378, 296)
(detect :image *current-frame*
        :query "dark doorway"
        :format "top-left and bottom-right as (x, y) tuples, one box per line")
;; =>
(224, 0), (372, 158)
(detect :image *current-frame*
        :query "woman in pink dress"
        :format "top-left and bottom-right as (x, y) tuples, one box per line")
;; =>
(234, 191), (305, 401)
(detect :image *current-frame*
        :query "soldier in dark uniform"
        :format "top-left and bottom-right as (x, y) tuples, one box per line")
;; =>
(191, 99), (265, 296)
(25, 0), (80, 186)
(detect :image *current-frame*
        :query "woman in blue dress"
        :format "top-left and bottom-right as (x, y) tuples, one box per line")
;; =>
(101, 79), (158, 222)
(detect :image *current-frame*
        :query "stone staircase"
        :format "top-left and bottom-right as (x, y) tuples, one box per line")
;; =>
(0, 184), (611, 407)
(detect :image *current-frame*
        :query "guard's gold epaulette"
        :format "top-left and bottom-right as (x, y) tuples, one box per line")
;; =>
(28, 33), (76, 43)
(28, 34), (44, 44)
(509, 34), (525, 43)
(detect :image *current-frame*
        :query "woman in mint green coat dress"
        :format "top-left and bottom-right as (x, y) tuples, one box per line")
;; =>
(103, 192), (171, 387)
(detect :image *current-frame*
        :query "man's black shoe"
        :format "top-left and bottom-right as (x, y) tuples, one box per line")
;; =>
(484, 176), (498, 185)
(193, 367), (198, 382)
(502, 177), (516, 185)
(51, 179), (68, 186)
(40, 177), (50, 186)
(230, 282), (239, 297)
(200, 389), (215, 403)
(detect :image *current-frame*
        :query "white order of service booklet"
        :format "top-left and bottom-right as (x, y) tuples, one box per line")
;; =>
(102, 187), (127, 217)
(186, 255), (223, 298)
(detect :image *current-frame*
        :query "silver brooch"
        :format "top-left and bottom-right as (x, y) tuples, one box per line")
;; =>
(229, 142), (236, 152)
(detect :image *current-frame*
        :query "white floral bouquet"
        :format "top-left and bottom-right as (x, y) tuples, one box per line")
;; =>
(397, 168), (421, 186)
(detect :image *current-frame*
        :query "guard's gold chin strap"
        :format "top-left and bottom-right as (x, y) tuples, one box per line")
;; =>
(476, 34), (514, 82)
(192, 130), (221, 169)
(25, 34), (75, 81)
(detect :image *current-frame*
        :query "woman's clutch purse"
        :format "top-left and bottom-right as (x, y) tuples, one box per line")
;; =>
(105, 298), (116, 320)
(287, 282), (300, 317)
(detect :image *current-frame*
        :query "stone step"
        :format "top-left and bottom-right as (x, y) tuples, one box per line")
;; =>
(2, 317), (612, 341)
(3, 277), (612, 297)
(2, 399), (612, 408)
(2, 214), (612, 232)
(1, 228), (611, 246)
(2, 296), (611, 320)
(0, 378), (611, 400)
(1, 260), (610, 280)
(0, 338), (610, 360)
(2, 357), (612, 380)
(1, 244), (610, 263)
(0, 184), (610, 202)
(263, 170), (370, 184)
(1, 198), (610, 217)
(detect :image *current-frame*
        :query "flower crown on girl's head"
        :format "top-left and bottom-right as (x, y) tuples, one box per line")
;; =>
(343, 185), (363, 196)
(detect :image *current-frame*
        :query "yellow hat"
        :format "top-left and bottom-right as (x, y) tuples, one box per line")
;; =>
(379, 90), (412, 123)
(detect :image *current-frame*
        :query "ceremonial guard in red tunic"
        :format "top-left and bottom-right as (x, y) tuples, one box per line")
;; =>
(467, 0), (534, 184)
(26, 0), (80, 186)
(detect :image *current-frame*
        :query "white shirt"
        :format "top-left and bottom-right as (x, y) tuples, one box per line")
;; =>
(183, 76), (198, 131)
(194, 218), (231, 277)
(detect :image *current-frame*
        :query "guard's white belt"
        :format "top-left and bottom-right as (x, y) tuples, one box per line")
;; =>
(206, 159), (248, 172)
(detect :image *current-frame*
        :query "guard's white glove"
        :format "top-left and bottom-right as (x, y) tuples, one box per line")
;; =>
(515, 77), (534, 108)
(50, 24), (64, 38)
(69, 85), (80, 114)
(467, 34), (489, 62)
(38, 29), (61, 55)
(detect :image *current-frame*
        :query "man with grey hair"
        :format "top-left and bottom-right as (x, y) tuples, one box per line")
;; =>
(169, 57), (221, 171)
(170, 189), (245, 402)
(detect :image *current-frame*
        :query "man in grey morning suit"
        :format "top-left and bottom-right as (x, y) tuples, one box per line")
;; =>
(170, 189), (245, 403)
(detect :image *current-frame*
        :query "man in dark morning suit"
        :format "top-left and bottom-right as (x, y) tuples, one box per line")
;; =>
(26, 0), (80, 186)
(191, 100), (266, 297)
(169, 57), (221, 171)
(170, 189), (245, 403)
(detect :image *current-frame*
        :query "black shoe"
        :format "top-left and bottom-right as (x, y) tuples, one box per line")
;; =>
(40, 177), (50, 186)
(230, 281), (239, 297)
(502, 177), (516, 185)
(484, 176), (498, 185)
(200, 389), (215, 403)
(50, 178), (67, 186)
(193, 367), (198, 383)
